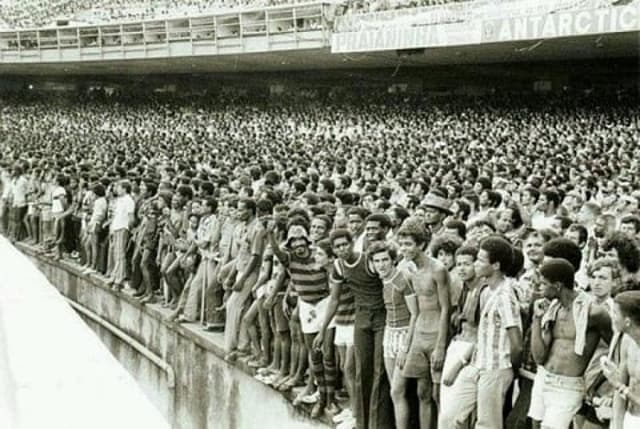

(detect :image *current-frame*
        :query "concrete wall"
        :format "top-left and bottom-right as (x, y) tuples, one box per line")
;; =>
(21, 246), (327, 429)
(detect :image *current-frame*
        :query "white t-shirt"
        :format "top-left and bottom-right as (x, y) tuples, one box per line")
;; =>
(89, 197), (108, 229)
(1, 172), (11, 200)
(110, 194), (135, 232)
(51, 186), (67, 214)
(531, 211), (555, 230)
(11, 176), (28, 207)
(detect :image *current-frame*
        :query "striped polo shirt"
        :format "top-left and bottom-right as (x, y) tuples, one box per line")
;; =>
(287, 253), (330, 304)
(473, 278), (522, 370)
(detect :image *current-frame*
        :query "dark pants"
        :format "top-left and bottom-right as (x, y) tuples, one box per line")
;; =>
(0, 200), (10, 234)
(10, 205), (27, 241)
(505, 376), (533, 429)
(204, 259), (225, 327)
(353, 306), (394, 429)
(129, 250), (143, 292)
(96, 231), (109, 274)
(140, 248), (159, 294)
(63, 215), (81, 253)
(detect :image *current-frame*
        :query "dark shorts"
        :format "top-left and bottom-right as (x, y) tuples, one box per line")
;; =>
(402, 329), (441, 382)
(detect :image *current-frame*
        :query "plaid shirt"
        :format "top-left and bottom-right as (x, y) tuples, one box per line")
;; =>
(473, 278), (522, 370)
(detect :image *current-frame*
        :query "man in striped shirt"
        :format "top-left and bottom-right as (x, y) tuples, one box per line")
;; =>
(439, 236), (523, 429)
(268, 218), (339, 418)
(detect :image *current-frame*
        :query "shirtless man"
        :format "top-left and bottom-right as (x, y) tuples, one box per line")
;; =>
(397, 221), (450, 429)
(529, 258), (613, 429)
(602, 290), (640, 429)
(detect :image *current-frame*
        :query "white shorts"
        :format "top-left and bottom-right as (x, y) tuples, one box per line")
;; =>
(383, 326), (409, 359)
(298, 296), (329, 334)
(334, 323), (354, 347)
(528, 366), (584, 428)
(624, 412), (640, 429)
(328, 315), (337, 329)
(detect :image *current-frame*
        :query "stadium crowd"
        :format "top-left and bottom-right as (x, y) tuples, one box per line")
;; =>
(1, 87), (640, 429)
(0, 0), (315, 28)
(0, 0), (586, 29)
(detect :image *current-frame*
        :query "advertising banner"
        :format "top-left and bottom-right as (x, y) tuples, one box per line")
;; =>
(333, 0), (609, 32)
(334, 3), (472, 32)
(481, 4), (639, 43)
(331, 22), (480, 53)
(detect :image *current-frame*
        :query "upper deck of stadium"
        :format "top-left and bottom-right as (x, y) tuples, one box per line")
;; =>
(0, 0), (637, 74)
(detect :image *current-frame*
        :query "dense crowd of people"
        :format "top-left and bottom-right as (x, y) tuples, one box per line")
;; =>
(0, 0), (319, 28)
(1, 87), (640, 429)
(0, 0), (542, 29)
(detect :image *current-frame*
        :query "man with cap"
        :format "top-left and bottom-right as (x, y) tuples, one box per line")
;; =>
(267, 217), (339, 417)
(421, 192), (451, 237)
(528, 258), (613, 429)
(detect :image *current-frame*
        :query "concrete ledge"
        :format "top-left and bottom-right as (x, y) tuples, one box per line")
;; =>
(18, 243), (330, 429)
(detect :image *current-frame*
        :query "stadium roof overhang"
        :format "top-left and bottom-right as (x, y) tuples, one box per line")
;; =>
(0, 31), (637, 75)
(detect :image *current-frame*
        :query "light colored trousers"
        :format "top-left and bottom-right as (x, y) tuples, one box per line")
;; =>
(439, 364), (513, 429)
(223, 270), (258, 353)
(110, 229), (129, 284)
(440, 339), (475, 407)
(182, 257), (219, 322)
(625, 412), (640, 429)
